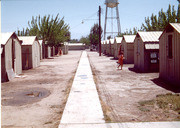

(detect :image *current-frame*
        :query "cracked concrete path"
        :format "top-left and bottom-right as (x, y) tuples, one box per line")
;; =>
(59, 51), (180, 128)
(59, 51), (105, 127)
(59, 121), (180, 128)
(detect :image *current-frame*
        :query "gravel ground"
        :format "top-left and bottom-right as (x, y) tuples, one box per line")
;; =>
(88, 51), (180, 123)
(1, 51), (82, 128)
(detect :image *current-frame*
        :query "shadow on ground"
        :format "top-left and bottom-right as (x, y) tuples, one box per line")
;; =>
(128, 67), (159, 73)
(128, 67), (180, 93)
(151, 78), (180, 93)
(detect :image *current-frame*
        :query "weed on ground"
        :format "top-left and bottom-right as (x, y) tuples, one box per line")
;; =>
(138, 93), (180, 120)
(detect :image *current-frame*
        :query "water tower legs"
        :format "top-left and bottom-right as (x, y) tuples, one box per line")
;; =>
(104, 6), (108, 40)
(103, 4), (121, 40)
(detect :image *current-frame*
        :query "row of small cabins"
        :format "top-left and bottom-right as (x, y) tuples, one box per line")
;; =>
(101, 23), (180, 86)
(1, 32), (69, 82)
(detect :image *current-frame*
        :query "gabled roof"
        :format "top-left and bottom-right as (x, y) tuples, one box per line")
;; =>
(137, 31), (162, 42)
(109, 39), (114, 44)
(159, 23), (180, 39)
(123, 35), (136, 43)
(106, 40), (109, 44)
(1, 32), (14, 45)
(18, 36), (37, 45)
(170, 23), (180, 33)
(101, 40), (106, 44)
(115, 37), (122, 43)
(39, 40), (43, 45)
(1, 47), (4, 54)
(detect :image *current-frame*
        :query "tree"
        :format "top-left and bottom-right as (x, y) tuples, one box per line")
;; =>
(89, 23), (103, 46)
(17, 14), (70, 47)
(177, 1), (180, 22)
(141, 4), (178, 31)
(70, 39), (79, 43)
(107, 35), (111, 39)
(79, 36), (90, 45)
(117, 27), (138, 37)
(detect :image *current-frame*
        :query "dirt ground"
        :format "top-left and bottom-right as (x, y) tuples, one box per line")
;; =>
(1, 51), (82, 128)
(2, 50), (180, 127)
(87, 51), (180, 123)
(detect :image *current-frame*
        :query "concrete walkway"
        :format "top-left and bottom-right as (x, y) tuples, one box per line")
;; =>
(59, 121), (180, 128)
(59, 51), (105, 126)
(59, 51), (180, 128)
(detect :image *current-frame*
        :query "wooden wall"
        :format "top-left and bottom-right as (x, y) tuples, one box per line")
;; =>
(159, 27), (180, 85)
(134, 36), (145, 71)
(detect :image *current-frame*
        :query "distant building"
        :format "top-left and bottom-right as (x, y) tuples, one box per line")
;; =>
(105, 40), (110, 55)
(68, 43), (85, 50)
(109, 39), (115, 56)
(114, 37), (122, 59)
(159, 23), (180, 85)
(134, 31), (162, 72)
(61, 42), (69, 55)
(1, 32), (22, 82)
(121, 35), (136, 64)
(39, 40), (45, 60)
(19, 36), (40, 70)
(101, 41), (105, 54)
(51, 46), (55, 56)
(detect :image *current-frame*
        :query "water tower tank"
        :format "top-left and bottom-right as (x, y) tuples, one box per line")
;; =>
(105, 0), (119, 8)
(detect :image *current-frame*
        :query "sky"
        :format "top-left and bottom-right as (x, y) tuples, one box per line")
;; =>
(1, 0), (179, 40)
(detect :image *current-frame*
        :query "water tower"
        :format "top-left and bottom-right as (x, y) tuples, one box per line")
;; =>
(104, 0), (121, 40)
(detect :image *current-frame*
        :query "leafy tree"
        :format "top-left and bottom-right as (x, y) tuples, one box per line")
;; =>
(79, 36), (90, 45)
(70, 39), (79, 43)
(132, 27), (138, 35)
(89, 23), (103, 46)
(17, 14), (70, 47)
(141, 4), (178, 31)
(117, 27), (138, 37)
(107, 35), (111, 39)
(177, 1), (180, 22)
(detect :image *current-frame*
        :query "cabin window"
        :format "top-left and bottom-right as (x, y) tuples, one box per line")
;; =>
(150, 52), (157, 58)
(151, 60), (157, 63)
(168, 35), (173, 59)
(150, 52), (158, 64)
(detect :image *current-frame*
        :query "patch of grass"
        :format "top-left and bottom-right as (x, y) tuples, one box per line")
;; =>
(156, 93), (180, 112)
(138, 93), (180, 115)
(100, 99), (112, 122)
(138, 107), (150, 112)
(138, 100), (154, 106)
(44, 121), (53, 124)
(88, 57), (112, 123)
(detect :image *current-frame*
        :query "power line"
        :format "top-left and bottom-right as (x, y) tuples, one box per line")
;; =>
(70, 11), (99, 30)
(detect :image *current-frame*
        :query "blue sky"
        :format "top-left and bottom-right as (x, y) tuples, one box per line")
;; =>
(1, 0), (179, 40)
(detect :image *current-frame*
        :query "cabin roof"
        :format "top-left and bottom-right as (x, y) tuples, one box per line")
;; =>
(109, 39), (114, 44)
(170, 23), (180, 33)
(137, 31), (162, 42)
(123, 35), (136, 43)
(1, 32), (14, 45)
(115, 37), (122, 43)
(18, 36), (37, 45)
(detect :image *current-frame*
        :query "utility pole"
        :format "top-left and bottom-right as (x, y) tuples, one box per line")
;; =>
(99, 6), (101, 56)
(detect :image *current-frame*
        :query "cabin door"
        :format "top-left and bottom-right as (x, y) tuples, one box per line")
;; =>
(25, 48), (29, 69)
(167, 34), (174, 80)
(167, 59), (174, 81)
(12, 39), (16, 72)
